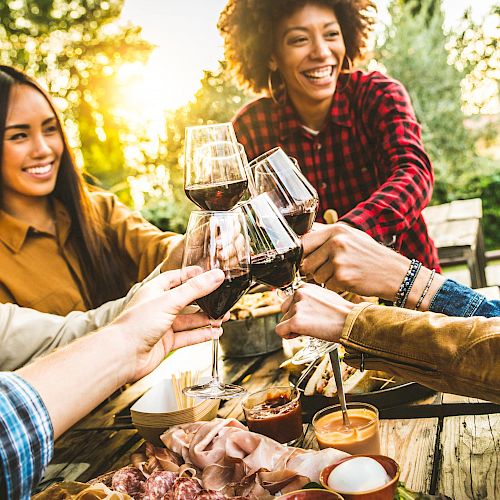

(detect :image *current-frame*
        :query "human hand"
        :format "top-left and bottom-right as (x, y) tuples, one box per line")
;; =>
(110, 267), (226, 382)
(300, 223), (409, 299)
(275, 284), (355, 342)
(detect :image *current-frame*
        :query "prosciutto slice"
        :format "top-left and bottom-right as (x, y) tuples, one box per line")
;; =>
(160, 418), (348, 493)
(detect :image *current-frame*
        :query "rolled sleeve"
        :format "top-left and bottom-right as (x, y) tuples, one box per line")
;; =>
(0, 373), (54, 499)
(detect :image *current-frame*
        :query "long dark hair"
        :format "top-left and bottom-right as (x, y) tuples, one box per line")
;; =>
(0, 66), (130, 308)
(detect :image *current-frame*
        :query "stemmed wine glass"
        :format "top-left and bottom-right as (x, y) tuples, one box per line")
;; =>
(181, 210), (252, 399)
(184, 123), (248, 210)
(248, 147), (319, 236)
(237, 194), (303, 294)
(247, 148), (334, 364)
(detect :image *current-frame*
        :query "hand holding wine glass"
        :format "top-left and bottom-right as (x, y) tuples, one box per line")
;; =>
(181, 209), (252, 399)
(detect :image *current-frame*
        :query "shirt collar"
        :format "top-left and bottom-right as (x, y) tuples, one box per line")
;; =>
(0, 198), (71, 253)
(0, 210), (30, 253)
(278, 74), (353, 140)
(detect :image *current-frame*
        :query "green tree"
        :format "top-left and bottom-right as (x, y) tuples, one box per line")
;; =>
(139, 61), (251, 232)
(376, 0), (499, 249)
(0, 0), (153, 201)
(376, 0), (475, 183)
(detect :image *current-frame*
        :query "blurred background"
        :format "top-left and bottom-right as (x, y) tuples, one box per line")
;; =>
(1, 0), (498, 249)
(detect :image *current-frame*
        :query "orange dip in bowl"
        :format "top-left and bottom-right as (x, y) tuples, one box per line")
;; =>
(313, 404), (380, 455)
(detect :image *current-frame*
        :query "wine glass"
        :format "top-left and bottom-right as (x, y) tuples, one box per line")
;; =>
(184, 123), (248, 210)
(181, 210), (252, 399)
(248, 148), (334, 364)
(248, 147), (319, 236)
(237, 194), (303, 294)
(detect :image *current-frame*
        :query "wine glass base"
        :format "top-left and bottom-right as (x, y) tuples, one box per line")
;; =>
(183, 382), (246, 400)
(290, 339), (337, 365)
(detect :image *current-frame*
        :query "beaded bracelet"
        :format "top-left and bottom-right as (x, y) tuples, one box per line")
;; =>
(394, 259), (422, 308)
(415, 269), (436, 310)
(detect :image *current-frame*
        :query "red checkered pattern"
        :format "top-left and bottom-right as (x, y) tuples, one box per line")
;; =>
(233, 70), (440, 271)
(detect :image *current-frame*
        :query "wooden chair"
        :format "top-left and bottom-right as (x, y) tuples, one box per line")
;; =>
(423, 198), (487, 288)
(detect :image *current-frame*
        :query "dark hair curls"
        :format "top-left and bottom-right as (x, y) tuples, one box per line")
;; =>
(218, 0), (376, 93)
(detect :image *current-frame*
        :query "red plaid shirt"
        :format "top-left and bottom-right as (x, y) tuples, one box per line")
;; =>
(233, 70), (440, 270)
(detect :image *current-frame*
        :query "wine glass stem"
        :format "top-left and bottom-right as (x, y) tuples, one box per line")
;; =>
(210, 322), (221, 386)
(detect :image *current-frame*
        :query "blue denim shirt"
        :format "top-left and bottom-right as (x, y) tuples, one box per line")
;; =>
(429, 279), (499, 318)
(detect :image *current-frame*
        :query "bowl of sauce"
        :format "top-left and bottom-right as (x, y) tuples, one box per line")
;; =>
(312, 403), (380, 455)
(242, 386), (302, 444)
(319, 455), (400, 499)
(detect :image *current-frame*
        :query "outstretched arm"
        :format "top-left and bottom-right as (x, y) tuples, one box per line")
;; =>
(16, 268), (224, 439)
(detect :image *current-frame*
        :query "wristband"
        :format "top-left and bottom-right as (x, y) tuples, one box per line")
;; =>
(415, 269), (436, 310)
(395, 259), (422, 308)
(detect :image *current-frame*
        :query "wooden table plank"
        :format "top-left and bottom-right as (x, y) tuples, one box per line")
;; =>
(38, 429), (141, 491)
(438, 414), (500, 500)
(379, 418), (438, 493)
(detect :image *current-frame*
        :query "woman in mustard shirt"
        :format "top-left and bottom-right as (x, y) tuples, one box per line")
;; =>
(0, 66), (184, 315)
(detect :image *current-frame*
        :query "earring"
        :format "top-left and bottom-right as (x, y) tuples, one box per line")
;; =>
(267, 70), (286, 106)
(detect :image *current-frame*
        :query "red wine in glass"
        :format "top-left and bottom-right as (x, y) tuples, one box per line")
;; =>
(196, 270), (251, 319)
(185, 179), (248, 211)
(184, 124), (249, 211)
(237, 194), (303, 295)
(283, 208), (317, 236)
(251, 246), (303, 289)
(181, 209), (251, 399)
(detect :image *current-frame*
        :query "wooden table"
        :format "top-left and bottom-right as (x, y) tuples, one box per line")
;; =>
(423, 198), (488, 288)
(38, 343), (500, 499)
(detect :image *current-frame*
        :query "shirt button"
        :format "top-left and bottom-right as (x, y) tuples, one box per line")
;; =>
(321, 182), (327, 190)
(315, 143), (322, 150)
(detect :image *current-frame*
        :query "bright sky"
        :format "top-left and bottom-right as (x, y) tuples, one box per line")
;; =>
(119, 0), (496, 113)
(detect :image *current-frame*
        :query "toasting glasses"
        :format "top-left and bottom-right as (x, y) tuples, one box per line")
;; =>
(181, 210), (252, 399)
(184, 123), (248, 211)
(248, 147), (319, 236)
(237, 194), (303, 294)
(247, 148), (334, 364)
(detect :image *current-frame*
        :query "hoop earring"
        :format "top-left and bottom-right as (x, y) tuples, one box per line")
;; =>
(340, 55), (353, 74)
(267, 70), (286, 106)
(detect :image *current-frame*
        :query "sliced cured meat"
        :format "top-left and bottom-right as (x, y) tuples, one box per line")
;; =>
(195, 490), (227, 499)
(170, 477), (202, 499)
(143, 470), (177, 498)
(111, 466), (145, 497)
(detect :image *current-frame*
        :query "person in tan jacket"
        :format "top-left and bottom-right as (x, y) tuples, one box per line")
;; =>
(275, 223), (499, 403)
(0, 66), (184, 316)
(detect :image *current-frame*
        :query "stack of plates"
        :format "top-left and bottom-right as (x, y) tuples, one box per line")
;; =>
(131, 378), (220, 446)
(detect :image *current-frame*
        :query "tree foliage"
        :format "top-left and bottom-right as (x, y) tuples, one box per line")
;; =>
(0, 0), (153, 201)
(138, 61), (252, 232)
(375, 0), (499, 249)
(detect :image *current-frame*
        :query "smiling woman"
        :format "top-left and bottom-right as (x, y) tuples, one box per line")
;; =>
(2, 85), (63, 232)
(0, 66), (185, 316)
(219, 0), (441, 272)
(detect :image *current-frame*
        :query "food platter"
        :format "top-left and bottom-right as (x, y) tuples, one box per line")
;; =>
(289, 360), (435, 419)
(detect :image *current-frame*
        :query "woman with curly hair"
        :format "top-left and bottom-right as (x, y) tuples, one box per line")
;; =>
(218, 0), (440, 270)
(0, 66), (184, 315)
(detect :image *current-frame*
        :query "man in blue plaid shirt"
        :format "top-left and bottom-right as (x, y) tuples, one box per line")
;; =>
(0, 268), (225, 499)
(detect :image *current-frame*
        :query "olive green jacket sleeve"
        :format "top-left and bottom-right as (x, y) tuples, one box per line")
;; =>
(340, 303), (500, 404)
(0, 265), (162, 371)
